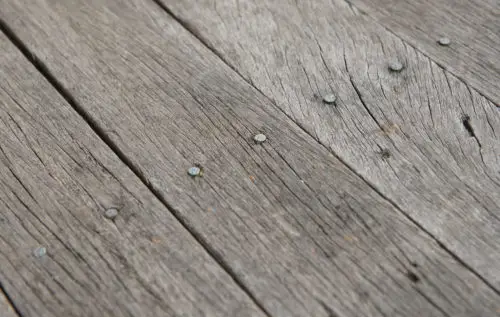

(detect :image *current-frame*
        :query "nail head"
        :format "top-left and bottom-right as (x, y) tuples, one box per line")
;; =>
(322, 93), (337, 104)
(188, 166), (202, 177)
(253, 133), (267, 144)
(388, 60), (404, 72)
(437, 37), (451, 46)
(33, 246), (47, 258)
(104, 208), (119, 220)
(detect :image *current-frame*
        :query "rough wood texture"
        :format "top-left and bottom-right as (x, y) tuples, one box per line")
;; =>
(348, 0), (500, 104)
(0, 33), (267, 317)
(1, 0), (500, 316)
(158, 0), (500, 288)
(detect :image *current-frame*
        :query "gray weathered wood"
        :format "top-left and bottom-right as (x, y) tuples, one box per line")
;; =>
(0, 33), (267, 317)
(1, 0), (500, 316)
(0, 288), (19, 317)
(348, 0), (500, 104)
(157, 0), (500, 288)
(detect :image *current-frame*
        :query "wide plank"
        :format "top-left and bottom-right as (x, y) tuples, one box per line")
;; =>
(0, 33), (266, 317)
(156, 0), (500, 288)
(1, 0), (500, 316)
(348, 0), (500, 104)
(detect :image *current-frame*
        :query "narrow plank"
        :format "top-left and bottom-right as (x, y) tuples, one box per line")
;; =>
(0, 288), (19, 317)
(348, 0), (500, 104)
(1, 0), (500, 316)
(0, 33), (267, 317)
(156, 0), (500, 287)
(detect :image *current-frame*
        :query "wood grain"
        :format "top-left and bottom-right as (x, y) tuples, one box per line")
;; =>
(347, 0), (500, 104)
(1, 0), (500, 316)
(157, 0), (500, 288)
(0, 33), (266, 317)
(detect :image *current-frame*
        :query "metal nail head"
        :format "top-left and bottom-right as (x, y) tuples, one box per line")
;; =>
(388, 60), (404, 72)
(33, 246), (47, 258)
(104, 208), (118, 220)
(254, 133), (267, 144)
(188, 166), (202, 177)
(437, 37), (451, 46)
(322, 93), (337, 105)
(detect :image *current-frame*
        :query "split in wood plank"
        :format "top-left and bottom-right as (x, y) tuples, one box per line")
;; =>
(1, 0), (500, 316)
(159, 0), (500, 289)
(0, 32), (266, 317)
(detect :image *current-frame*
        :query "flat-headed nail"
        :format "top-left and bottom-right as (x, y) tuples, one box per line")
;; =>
(437, 37), (451, 46)
(388, 60), (404, 72)
(104, 208), (119, 220)
(322, 93), (337, 104)
(253, 133), (267, 144)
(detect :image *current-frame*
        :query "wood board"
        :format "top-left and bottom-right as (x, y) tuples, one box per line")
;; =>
(0, 32), (266, 317)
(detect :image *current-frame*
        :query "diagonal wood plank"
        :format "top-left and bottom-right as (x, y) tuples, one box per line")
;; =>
(0, 33), (267, 317)
(347, 0), (500, 104)
(1, 0), (500, 316)
(155, 0), (500, 288)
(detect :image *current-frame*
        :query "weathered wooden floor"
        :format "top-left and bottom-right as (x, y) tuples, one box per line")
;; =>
(0, 0), (498, 316)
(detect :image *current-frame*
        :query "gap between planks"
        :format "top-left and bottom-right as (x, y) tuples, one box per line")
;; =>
(150, 0), (500, 296)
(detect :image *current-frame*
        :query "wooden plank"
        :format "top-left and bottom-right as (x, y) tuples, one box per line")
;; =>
(156, 0), (500, 288)
(0, 288), (19, 317)
(347, 0), (500, 104)
(0, 33), (267, 317)
(1, 0), (500, 316)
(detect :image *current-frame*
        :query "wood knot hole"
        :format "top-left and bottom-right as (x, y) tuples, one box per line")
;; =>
(461, 115), (475, 137)
(406, 270), (420, 283)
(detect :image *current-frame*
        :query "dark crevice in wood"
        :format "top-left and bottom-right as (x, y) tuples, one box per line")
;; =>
(461, 115), (484, 148)
(462, 115), (475, 137)
(406, 271), (420, 283)
(146, 0), (500, 300)
(0, 17), (274, 317)
(343, 49), (384, 132)
(380, 149), (391, 159)
(0, 282), (23, 317)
